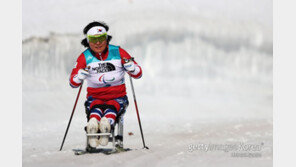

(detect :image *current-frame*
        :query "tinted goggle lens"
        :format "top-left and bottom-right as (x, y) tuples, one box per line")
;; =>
(87, 33), (107, 43)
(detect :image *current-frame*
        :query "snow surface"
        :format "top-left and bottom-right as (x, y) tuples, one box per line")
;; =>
(23, 0), (272, 166)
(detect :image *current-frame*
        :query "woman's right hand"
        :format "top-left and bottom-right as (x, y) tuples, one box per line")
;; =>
(77, 69), (90, 81)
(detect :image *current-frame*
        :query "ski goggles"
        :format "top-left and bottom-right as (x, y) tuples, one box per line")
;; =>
(87, 33), (107, 43)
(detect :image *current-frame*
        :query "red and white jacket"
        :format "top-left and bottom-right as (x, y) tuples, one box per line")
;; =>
(69, 44), (142, 100)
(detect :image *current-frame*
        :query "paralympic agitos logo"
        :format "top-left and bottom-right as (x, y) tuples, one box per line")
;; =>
(92, 62), (115, 73)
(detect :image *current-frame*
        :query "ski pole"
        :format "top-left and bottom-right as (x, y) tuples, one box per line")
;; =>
(59, 81), (84, 151)
(129, 76), (149, 149)
(125, 58), (149, 149)
(60, 67), (90, 151)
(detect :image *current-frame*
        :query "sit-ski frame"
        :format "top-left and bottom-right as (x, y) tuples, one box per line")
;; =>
(85, 114), (125, 153)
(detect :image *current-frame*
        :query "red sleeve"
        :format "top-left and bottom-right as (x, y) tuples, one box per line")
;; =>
(69, 53), (87, 88)
(119, 47), (142, 79)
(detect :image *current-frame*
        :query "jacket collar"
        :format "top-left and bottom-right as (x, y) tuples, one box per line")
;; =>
(89, 45), (109, 61)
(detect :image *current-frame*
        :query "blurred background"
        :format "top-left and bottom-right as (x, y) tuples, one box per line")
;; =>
(23, 0), (272, 166)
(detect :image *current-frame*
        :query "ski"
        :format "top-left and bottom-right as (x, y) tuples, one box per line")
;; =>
(73, 149), (88, 155)
(73, 145), (131, 155)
